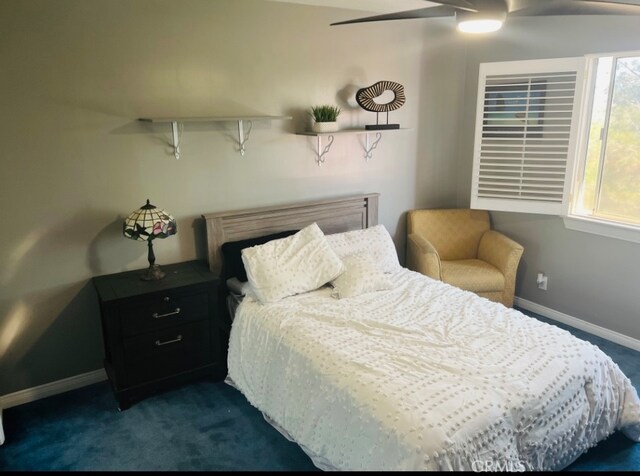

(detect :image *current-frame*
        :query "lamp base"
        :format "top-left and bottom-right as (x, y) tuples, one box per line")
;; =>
(140, 264), (166, 281)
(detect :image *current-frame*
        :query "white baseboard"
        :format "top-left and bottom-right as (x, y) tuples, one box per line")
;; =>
(515, 297), (640, 352)
(0, 369), (107, 410)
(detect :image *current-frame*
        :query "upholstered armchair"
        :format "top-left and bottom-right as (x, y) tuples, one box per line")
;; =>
(406, 209), (524, 307)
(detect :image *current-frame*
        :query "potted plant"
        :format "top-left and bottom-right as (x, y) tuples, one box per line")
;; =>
(309, 105), (341, 133)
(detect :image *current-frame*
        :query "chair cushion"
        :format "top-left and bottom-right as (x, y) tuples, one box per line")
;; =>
(407, 209), (490, 261)
(441, 259), (505, 293)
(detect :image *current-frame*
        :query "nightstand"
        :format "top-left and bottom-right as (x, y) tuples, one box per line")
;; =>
(93, 260), (225, 410)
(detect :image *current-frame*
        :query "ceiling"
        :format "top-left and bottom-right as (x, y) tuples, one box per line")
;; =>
(267, 0), (433, 14)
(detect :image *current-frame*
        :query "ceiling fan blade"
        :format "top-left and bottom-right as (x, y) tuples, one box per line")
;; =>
(511, 0), (640, 16)
(587, 0), (640, 6)
(330, 6), (457, 26)
(428, 0), (479, 11)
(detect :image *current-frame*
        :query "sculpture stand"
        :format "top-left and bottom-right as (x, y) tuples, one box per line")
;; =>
(365, 111), (400, 130)
(366, 124), (400, 130)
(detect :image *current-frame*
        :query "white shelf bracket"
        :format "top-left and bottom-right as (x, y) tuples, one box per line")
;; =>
(237, 120), (253, 156)
(170, 121), (182, 160)
(315, 135), (335, 166)
(364, 132), (383, 161)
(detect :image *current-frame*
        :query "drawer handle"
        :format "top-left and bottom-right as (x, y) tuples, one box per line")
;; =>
(152, 308), (181, 319)
(155, 335), (183, 346)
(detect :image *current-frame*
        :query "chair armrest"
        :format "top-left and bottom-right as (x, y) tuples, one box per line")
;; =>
(478, 230), (524, 278)
(406, 233), (441, 280)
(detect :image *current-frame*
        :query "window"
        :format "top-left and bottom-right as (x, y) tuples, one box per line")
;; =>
(570, 53), (640, 229)
(471, 53), (640, 243)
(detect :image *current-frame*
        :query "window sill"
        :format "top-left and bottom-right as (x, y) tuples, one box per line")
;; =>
(563, 215), (640, 244)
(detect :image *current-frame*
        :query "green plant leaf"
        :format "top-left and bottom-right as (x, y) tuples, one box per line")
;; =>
(309, 104), (341, 122)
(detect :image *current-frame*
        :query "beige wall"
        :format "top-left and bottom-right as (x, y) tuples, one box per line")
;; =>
(456, 16), (640, 340)
(0, 0), (465, 395)
(3, 1), (637, 398)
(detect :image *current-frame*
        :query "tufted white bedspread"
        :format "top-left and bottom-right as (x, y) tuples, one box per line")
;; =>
(227, 268), (640, 471)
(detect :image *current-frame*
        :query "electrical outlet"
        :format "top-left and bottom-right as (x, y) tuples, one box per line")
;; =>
(536, 272), (548, 291)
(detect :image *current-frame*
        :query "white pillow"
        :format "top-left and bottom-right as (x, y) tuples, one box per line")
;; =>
(241, 223), (345, 303)
(325, 224), (400, 273)
(331, 253), (393, 299)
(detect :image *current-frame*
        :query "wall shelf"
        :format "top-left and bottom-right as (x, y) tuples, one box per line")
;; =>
(139, 115), (292, 159)
(296, 128), (411, 166)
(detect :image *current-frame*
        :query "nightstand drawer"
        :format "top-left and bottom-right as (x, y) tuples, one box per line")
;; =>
(120, 292), (209, 337)
(123, 320), (211, 386)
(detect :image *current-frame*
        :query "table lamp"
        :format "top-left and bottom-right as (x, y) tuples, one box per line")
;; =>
(123, 199), (177, 280)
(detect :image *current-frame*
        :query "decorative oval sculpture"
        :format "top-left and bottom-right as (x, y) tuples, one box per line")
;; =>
(356, 81), (406, 113)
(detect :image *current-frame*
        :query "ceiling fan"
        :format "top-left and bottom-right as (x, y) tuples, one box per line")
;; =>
(330, 0), (640, 34)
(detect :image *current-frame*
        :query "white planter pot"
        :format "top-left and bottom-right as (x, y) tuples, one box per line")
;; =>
(312, 121), (339, 133)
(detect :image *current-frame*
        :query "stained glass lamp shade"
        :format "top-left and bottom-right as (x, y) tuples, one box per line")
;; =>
(123, 199), (177, 280)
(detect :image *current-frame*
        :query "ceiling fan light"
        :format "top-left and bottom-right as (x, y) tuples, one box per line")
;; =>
(457, 18), (504, 33)
(456, 7), (507, 34)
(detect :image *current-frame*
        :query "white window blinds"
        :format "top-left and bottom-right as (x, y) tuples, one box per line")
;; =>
(471, 57), (586, 215)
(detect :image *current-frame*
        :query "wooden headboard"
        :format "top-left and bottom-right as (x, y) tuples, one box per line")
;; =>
(201, 193), (379, 274)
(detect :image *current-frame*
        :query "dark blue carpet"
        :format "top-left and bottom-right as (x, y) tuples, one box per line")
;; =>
(0, 378), (318, 471)
(1, 310), (638, 471)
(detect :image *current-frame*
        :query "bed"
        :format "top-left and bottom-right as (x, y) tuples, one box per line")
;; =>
(202, 194), (640, 471)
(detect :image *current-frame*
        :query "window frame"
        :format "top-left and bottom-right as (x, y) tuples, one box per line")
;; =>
(566, 50), (640, 244)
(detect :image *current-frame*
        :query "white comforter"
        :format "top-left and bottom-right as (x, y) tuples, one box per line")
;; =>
(227, 268), (640, 471)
